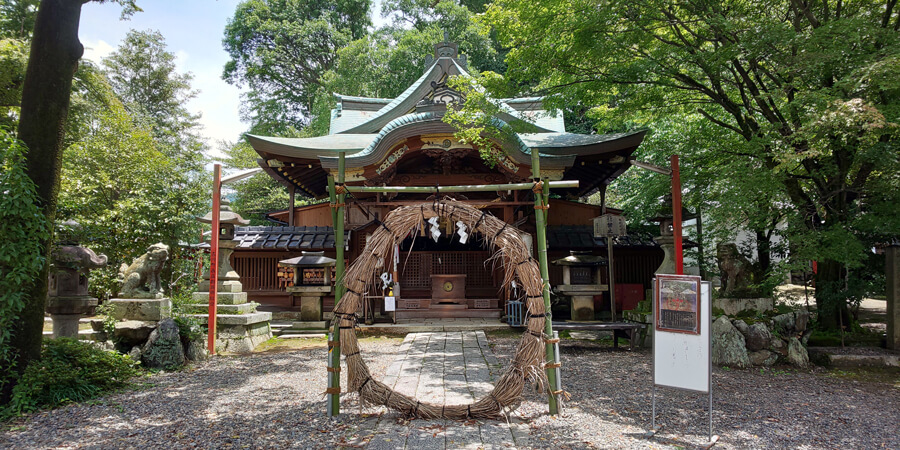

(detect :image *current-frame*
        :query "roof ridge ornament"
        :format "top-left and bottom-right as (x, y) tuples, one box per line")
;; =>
(434, 32), (458, 59)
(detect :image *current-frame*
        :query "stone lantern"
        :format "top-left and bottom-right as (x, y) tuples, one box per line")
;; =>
(279, 251), (336, 324)
(648, 194), (695, 275)
(196, 200), (250, 287)
(552, 251), (608, 321)
(189, 201), (272, 353)
(46, 221), (108, 338)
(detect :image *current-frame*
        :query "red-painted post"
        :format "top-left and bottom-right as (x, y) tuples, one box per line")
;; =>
(208, 164), (221, 354)
(670, 155), (684, 275)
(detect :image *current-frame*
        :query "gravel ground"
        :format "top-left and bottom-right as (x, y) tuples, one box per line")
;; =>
(491, 337), (900, 449)
(0, 337), (399, 449)
(2, 334), (898, 449)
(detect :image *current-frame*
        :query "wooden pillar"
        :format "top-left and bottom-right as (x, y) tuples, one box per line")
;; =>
(671, 155), (684, 275)
(288, 185), (296, 226)
(531, 148), (559, 415)
(208, 164), (221, 355)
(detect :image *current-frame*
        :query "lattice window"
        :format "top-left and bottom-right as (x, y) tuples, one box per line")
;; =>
(571, 267), (593, 285)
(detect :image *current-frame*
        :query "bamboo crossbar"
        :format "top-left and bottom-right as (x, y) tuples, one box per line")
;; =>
(342, 180), (578, 193)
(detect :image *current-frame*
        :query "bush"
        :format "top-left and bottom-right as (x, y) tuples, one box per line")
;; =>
(6, 338), (141, 415)
(0, 131), (50, 395)
(171, 292), (203, 343)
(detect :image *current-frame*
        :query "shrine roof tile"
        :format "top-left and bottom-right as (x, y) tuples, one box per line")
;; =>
(197, 226), (349, 250)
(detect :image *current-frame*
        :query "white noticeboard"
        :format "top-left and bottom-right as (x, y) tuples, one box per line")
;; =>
(384, 296), (396, 312)
(653, 279), (711, 393)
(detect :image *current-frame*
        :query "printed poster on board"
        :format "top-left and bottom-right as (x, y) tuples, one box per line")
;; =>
(655, 274), (701, 334)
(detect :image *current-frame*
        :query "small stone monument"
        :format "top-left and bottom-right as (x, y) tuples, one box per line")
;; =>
(280, 251), (336, 328)
(552, 251), (608, 321)
(46, 222), (107, 338)
(107, 243), (172, 321)
(188, 201), (271, 352)
(713, 243), (774, 316)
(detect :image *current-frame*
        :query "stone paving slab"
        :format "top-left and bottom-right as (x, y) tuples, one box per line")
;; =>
(366, 331), (524, 449)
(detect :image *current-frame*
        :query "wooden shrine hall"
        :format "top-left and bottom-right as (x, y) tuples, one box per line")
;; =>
(236, 37), (661, 320)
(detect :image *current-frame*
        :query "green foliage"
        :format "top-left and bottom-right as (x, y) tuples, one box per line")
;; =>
(0, 37), (27, 129)
(5, 338), (141, 415)
(222, 0), (371, 131)
(0, 130), (50, 396)
(93, 302), (118, 338)
(483, 0), (900, 329)
(101, 29), (201, 151)
(0, 0), (39, 40)
(220, 140), (293, 224)
(170, 293), (203, 343)
(57, 62), (206, 300)
(441, 72), (540, 167)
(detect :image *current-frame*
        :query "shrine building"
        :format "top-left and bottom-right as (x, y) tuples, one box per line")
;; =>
(233, 38), (663, 321)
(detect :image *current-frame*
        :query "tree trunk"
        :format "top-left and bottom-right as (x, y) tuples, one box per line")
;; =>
(1, 0), (85, 405)
(755, 229), (771, 273)
(814, 259), (851, 331)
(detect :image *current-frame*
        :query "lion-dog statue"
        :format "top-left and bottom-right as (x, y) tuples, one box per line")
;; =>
(716, 243), (755, 297)
(118, 243), (169, 299)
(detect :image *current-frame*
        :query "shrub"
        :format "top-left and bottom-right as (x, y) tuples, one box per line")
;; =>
(6, 338), (141, 415)
(0, 131), (50, 395)
(171, 292), (203, 344)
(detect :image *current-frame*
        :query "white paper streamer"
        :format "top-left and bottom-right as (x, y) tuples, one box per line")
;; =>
(428, 217), (441, 242)
(456, 220), (468, 244)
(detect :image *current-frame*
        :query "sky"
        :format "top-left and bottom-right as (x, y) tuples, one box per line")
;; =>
(79, 0), (391, 158)
(80, 1), (246, 154)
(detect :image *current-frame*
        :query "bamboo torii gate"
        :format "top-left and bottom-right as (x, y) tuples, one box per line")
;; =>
(325, 148), (573, 417)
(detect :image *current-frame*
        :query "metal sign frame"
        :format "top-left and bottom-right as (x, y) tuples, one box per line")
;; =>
(648, 278), (717, 447)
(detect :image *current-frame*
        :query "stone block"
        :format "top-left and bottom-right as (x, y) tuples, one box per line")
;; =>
(248, 321), (271, 336)
(192, 291), (248, 305)
(108, 298), (171, 321)
(570, 295), (595, 321)
(787, 337), (809, 368)
(713, 297), (774, 316)
(49, 314), (83, 339)
(197, 280), (243, 292)
(218, 324), (250, 339)
(114, 320), (156, 347)
(711, 316), (750, 368)
(183, 302), (257, 315)
(291, 321), (329, 330)
(141, 318), (184, 370)
(749, 349), (778, 366)
(299, 295), (323, 321)
(47, 296), (98, 315)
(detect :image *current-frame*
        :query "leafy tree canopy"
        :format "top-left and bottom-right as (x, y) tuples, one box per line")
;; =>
(101, 29), (200, 149)
(482, 0), (900, 328)
(222, 0), (371, 132)
(58, 62), (206, 299)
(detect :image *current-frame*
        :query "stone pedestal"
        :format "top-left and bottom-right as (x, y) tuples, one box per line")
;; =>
(569, 295), (595, 321)
(46, 296), (97, 338)
(189, 254), (271, 352)
(107, 298), (171, 321)
(654, 235), (676, 275)
(287, 285), (331, 321)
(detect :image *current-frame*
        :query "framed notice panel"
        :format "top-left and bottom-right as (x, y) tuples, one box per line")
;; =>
(655, 275), (702, 334)
(653, 276), (710, 393)
(649, 277), (716, 445)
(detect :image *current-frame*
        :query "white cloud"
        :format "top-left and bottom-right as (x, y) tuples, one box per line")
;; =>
(174, 49), (190, 73)
(81, 38), (114, 64)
